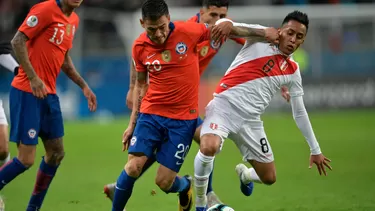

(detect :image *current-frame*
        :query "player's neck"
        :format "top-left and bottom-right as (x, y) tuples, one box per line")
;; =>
(277, 46), (292, 57)
(60, 1), (75, 16)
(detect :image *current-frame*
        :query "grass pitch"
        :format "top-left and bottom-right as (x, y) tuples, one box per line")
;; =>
(2, 110), (375, 211)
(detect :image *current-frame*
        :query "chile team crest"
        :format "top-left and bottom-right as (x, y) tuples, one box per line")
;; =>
(210, 40), (221, 50)
(175, 42), (188, 55)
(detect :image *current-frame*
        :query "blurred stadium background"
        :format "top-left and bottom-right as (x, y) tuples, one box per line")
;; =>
(1, 0), (375, 211)
(1, 0), (375, 119)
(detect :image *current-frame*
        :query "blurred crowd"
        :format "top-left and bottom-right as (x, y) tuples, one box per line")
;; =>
(0, 0), (374, 52)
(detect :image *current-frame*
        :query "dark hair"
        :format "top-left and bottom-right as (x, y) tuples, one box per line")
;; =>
(202, 0), (229, 8)
(282, 10), (309, 31)
(141, 0), (169, 21)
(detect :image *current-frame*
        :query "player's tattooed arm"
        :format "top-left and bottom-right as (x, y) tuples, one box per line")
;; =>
(129, 71), (147, 127)
(61, 51), (88, 89)
(129, 59), (137, 90)
(11, 31), (37, 79)
(230, 26), (265, 38)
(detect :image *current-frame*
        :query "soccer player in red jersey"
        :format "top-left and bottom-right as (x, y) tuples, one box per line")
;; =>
(0, 0), (97, 210)
(110, 0), (223, 210)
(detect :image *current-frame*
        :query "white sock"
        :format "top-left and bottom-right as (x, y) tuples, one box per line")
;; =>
(194, 150), (214, 208)
(0, 54), (18, 72)
(0, 152), (10, 167)
(241, 167), (263, 184)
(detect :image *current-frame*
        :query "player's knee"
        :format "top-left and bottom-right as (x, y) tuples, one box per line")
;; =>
(17, 155), (35, 167)
(45, 151), (65, 165)
(260, 173), (276, 185)
(125, 160), (143, 178)
(155, 175), (173, 192)
(200, 134), (221, 156)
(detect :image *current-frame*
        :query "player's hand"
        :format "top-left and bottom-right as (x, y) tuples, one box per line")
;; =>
(211, 21), (233, 44)
(83, 86), (97, 112)
(309, 154), (332, 176)
(264, 27), (279, 45)
(30, 76), (48, 99)
(281, 86), (290, 102)
(126, 89), (134, 109)
(122, 126), (135, 151)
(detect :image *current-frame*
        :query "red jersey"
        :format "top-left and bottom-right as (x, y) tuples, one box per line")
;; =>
(132, 22), (210, 120)
(187, 14), (246, 74)
(12, 0), (79, 94)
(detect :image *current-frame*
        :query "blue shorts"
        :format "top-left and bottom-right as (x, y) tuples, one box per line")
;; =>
(9, 87), (64, 145)
(129, 113), (198, 173)
(197, 116), (203, 128)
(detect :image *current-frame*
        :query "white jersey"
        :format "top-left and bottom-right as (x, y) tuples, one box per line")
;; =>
(213, 28), (303, 118)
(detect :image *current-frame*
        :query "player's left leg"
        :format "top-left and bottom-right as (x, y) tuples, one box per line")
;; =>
(0, 100), (10, 166)
(155, 117), (197, 211)
(26, 94), (65, 211)
(193, 120), (222, 207)
(232, 120), (276, 196)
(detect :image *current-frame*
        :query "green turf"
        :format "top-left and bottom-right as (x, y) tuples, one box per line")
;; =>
(2, 110), (375, 211)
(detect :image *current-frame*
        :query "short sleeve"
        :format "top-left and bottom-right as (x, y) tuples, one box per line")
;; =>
(186, 22), (211, 44)
(18, 3), (53, 40)
(131, 44), (146, 72)
(288, 69), (304, 98)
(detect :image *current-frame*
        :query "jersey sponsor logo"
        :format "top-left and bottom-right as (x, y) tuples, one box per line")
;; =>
(175, 42), (187, 55)
(130, 136), (137, 146)
(28, 129), (37, 139)
(210, 40), (221, 50)
(210, 123), (218, 130)
(200, 46), (209, 57)
(26, 15), (38, 27)
(57, 23), (64, 27)
(161, 50), (171, 62)
(72, 25), (76, 36)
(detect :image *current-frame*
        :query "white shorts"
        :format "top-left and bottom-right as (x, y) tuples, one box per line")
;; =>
(200, 97), (274, 163)
(0, 99), (7, 125)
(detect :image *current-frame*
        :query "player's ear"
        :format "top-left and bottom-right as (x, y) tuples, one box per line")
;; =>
(167, 14), (170, 21)
(199, 8), (204, 16)
(140, 19), (145, 28)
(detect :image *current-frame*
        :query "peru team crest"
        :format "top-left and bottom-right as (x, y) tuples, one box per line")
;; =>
(210, 123), (218, 130)
(210, 40), (221, 50)
(162, 50), (171, 62)
(175, 42), (187, 55)
(200, 46), (209, 57)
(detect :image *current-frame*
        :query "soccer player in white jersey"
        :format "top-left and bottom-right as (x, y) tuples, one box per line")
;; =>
(0, 41), (19, 167)
(194, 11), (332, 211)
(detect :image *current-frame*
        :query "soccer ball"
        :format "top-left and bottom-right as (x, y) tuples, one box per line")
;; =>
(207, 204), (234, 211)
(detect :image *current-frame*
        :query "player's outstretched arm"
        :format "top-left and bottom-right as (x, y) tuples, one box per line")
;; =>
(212, 19), (279, 45)
(62, 51), (97, 112)
(290, 95), (332, 176)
